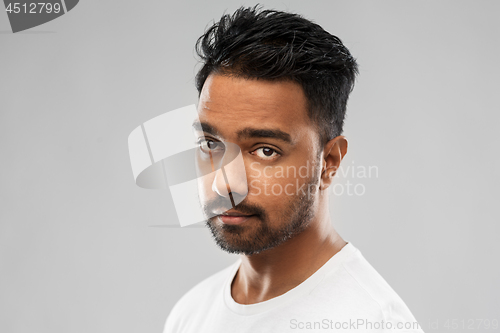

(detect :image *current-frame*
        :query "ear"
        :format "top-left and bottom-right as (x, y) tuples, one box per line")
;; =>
(319, 136), (348, 191)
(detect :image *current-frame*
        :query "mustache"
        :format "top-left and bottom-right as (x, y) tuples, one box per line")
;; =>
(203, 194), (267, 218)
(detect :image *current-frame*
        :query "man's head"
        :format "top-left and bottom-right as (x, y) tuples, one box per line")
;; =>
(195, 6), (358, 147)
(194, 6), (357, 255)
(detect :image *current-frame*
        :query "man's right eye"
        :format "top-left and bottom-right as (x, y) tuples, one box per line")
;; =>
(197, 138), (224, 154)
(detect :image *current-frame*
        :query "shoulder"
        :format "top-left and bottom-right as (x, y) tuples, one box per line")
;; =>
(336, 244), (423, 331)
(175, 261), (235, 309)
(163, 260), (238, 332)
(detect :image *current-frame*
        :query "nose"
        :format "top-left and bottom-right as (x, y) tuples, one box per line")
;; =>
(212, 143), (248, 205)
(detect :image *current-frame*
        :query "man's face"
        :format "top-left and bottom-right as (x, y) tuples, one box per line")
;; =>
(195, 74), (324, 255)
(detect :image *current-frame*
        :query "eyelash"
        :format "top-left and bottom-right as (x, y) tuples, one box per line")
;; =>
(195, 138), (281, 161)
(252, 146), (281, 160)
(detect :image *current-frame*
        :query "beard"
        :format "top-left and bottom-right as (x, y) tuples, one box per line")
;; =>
(203, 174), (320, 256)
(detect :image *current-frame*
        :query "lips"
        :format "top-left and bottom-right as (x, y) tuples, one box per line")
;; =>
(216, 210), (255, 225)
(221, 212), (253, 217)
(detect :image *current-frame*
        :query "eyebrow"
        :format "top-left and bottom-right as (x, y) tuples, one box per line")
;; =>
(192, 121), (221, 137)
(192, 121), (293, 144)
(237, 127), (293, 144)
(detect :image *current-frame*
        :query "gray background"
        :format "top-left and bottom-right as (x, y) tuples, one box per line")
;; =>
(1, 1), (499, 332)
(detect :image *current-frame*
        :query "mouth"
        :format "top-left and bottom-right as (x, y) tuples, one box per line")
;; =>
(216, 211), (256, 225)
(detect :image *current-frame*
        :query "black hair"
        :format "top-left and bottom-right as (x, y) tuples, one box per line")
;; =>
(195, 5), (359, 147)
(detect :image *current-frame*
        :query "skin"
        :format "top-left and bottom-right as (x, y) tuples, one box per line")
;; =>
(195, 73), (348, 305)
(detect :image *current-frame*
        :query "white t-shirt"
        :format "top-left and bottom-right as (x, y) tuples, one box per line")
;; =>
(163, 242), (425, 332)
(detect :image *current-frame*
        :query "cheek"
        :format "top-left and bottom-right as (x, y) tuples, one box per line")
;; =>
(246, 161), (319, 200)
(196, 174), (215, 202)
(246, 164), (297, 200)
(195, 151), (222, 201)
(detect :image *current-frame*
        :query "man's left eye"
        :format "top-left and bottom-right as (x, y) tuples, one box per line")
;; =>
(252, 147), (280, 160)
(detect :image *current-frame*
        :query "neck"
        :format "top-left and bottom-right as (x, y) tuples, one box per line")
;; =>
(230, 200), (346, 305)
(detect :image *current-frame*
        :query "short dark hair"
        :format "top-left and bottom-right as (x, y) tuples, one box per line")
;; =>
(195, 5), (358, 147)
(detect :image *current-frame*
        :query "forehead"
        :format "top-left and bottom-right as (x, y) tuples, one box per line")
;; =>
(197, 74), (313, 141)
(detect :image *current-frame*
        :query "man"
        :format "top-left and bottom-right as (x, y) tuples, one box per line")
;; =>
(164, 6), (424, 333)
